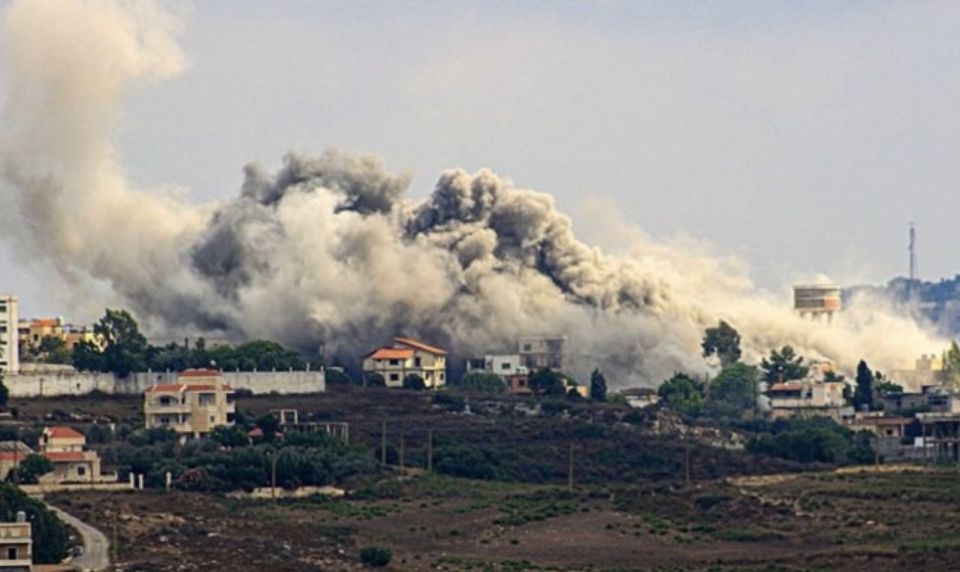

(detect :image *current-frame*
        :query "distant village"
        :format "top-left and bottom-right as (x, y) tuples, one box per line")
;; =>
(3, 286), (960, 568)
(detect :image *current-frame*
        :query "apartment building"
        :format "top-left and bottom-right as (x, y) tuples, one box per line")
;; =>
(362, 337), (447, 388)
(0, 512), (31, 571)
(144, 369), (236, 437)
(518, 335), (566, 372)
(0, 295), (18, 375)
(17, 317), (98, 353)
(767, 380), (847, 420)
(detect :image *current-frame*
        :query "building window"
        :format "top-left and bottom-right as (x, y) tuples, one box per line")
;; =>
(415, 357), (422, 367)
(7, 547), (16, 560)
(210, 416), (215, 423)
(159, 397), (172, 406)
(501, 363), (511, 370)
(388, 359), (399, 366)
(439, 373), (445, 381)
(77, 466), (86, 476)
(523, 344), (532, 352)
(159, 417), (169, 425)
(198, 393), (215, 406)
(389, 373), (399, 382)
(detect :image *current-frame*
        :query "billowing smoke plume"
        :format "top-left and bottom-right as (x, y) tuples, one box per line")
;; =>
(0, 0), (947, 386)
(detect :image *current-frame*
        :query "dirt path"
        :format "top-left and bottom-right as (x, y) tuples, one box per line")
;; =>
(48, 505), (110, 572)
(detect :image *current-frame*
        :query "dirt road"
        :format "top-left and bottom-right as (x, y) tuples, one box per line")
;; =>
(48, 505), (110, 572)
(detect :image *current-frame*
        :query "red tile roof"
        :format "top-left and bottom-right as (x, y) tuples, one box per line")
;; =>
(31, 318), (60, 328)
(43, 451), (87, 462)
(179, 369), (222, 378)
(368, 348), (414, 361)
(45, 426), (84, 439)
(393, 337), (446, 355)
(0, 452), (25, 462)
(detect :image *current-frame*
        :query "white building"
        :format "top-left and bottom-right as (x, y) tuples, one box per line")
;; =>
(767, 380), (847, 420)
(467, 354), (527, 376)
(0, 512), (31, 571)
(518, 336), (567, 372)
(362, 337), (447, 388)
(0, 295), (18, 375)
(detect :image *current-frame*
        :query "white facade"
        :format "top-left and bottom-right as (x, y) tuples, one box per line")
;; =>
(0, 295), (18, 375)
(483, 355), (527, 376)
(518, 335), (567, 371)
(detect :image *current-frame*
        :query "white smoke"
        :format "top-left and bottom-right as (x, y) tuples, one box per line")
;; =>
(0, 0), (947, 386)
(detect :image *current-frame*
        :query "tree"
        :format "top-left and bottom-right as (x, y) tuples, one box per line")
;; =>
(657, 373), (704, 417)
(72, 340), (105, 372)
(457, 371), (507, 394)
(255, 413), (281, 442)
(589, 369), (607, 401)
(705, 363), (759, 419)
(365, 372), (386, 387)
(852, 360), (875, 411)
(941, 341), (960, 388)
(0, 483), (68, 563)
(324, 368), (354, 385)
(210, 425), (251, 448)
(402, 374), (426, 391)
(359, 546), (392, 568)
(760, 346), (809, 383)
(701, 320), (742, 367)
(529, 368), (566, 396)
(6, 454), (54, 484)
(95, 309), (148, 377)
(875, 380), (904, 396)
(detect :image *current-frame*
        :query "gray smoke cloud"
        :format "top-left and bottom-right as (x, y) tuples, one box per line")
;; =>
(0, 0), (948, 387)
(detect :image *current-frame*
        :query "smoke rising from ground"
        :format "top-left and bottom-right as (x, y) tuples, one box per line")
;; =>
(0, 0), (946, 386)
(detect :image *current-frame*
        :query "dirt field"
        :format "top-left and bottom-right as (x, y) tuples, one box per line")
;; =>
(48, 468), (960, 571)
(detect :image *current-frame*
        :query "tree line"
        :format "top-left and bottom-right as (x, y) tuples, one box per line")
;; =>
(70, 309), (317, 377)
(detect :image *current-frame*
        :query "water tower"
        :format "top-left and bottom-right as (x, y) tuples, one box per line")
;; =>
(793, 284), (842, 323)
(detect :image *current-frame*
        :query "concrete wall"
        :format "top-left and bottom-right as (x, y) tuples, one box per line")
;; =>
(4, 369), (325, 398)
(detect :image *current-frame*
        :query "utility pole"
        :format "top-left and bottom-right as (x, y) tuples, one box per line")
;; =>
(113, 511), (118, 571)
(269, 448), (278, 502)
(427, 429), (433, 473)
(380, 420), (387, 467)
(567, 441), (575, 492)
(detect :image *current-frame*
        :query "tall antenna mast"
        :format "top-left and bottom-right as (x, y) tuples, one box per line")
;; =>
(909, 221), (917, 281)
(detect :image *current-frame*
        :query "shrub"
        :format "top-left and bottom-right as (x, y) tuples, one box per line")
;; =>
(359, 546), (392, 567)
(403, 374), (426, 391)
(457, 371), (507, 394)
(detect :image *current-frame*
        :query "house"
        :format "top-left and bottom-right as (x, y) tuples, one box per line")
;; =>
(620, 387), (661, 409)
(144, 369), (236, 438)
(0, 512), (31, 571)
(361, 337), (447, 388)
(767, 380), (846, 420)
(16, 317), (98, 353)
(518, 336), (567, 372)
(464, 354), (531, 394)
(38, 426), (110, 484)
(0, 295), (18, 375)
(0, 443), (33, 483)
(844, 414), (913, 439)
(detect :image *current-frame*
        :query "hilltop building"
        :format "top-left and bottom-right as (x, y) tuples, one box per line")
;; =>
(17, 317), (98, 353)
(0, 512), (32, 571)
(144, 369), (237, 437)
(0, 295), (18, 375)
(465, 354), (531, 394)
(793, 284), (841, 323)
(518, 335), (567, 372)
(38, 426), (110, 484)
(362, 337), (447, 388)
(767, 379), (846, 420)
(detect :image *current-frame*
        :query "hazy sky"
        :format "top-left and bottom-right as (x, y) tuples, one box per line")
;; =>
(3, 0), (960, 318)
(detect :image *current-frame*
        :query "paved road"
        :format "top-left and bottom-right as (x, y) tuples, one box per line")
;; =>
(48, 505), (110, 572)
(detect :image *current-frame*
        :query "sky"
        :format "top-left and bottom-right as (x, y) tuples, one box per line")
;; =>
(2, 0), (960, 319)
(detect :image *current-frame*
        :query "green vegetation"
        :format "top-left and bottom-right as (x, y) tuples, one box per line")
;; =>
(6, 454), (54, 484)
(0, 484), (68, 563)
(704, 363), (759, 420)
(701, 320), (742, 366)
(589, 368), (607, 401)
(529, 368), (566, 396)
(359, 545), (392, 567)
(759, 345), (809, 383)
(402, 373), (426, 391)
(853, 360), (876, 411)
(456, 371), (508, 394)
(746, 418), (874, 464)
(657, 373), (704, 417)
(72, 309), (315, 376)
